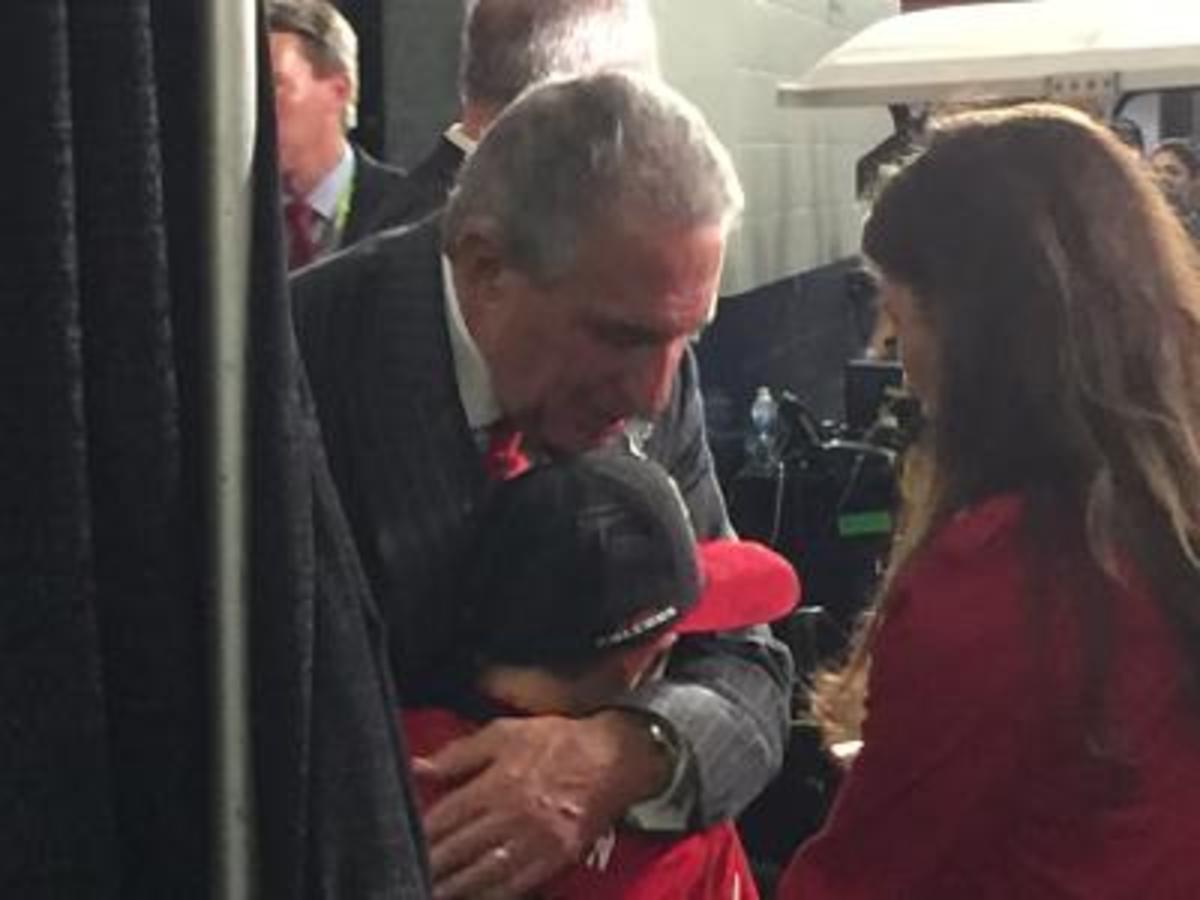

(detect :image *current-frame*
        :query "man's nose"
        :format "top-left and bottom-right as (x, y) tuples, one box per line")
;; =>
(624, 341), (685, 417)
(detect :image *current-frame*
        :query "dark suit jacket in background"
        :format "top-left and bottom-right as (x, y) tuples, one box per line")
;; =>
(398, 134), (466, 226)
(339, 144), (423, 249)
(291, 221), (794, 826)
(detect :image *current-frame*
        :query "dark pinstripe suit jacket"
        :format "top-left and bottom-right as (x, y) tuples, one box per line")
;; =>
(291, 221), (794, 826)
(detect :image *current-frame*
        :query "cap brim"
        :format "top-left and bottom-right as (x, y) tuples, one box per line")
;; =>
(673, 539), (800, 634)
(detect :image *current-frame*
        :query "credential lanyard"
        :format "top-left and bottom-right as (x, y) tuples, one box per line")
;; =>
(332, 168), (354, 244)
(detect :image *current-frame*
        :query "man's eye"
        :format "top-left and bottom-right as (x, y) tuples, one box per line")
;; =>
(592, 324), (654, 349)
(604, 331), (650, 349)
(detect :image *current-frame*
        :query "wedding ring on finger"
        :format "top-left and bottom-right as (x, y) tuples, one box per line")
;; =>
(489, 844), (513, 866)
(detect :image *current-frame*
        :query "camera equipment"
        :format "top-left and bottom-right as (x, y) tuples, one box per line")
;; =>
(728, 359), (916, 640)
(731, 360), (917, 874)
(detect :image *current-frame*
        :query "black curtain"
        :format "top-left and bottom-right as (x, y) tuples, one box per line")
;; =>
(3, 2), (427, 896)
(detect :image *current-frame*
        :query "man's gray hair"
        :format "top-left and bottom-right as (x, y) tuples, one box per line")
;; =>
(443, 71), (744, 281)
(268, 0), (359, 130)
(460, 0), (660, 110)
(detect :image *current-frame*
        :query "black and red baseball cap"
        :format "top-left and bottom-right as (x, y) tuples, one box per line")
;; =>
(459, 450), (800, 667)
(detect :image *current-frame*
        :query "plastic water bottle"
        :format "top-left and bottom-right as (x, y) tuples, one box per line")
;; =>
(747, 385), (781, 471)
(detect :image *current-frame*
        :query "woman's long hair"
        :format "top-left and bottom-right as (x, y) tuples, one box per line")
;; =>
(815, 104), (1200, 744)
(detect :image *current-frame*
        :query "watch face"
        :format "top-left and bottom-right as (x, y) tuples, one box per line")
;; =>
(646, 718), (679, 759)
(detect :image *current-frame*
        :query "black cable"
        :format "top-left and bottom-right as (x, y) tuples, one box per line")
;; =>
(767, 459), (787, 548)
(777, 390), (824, 449)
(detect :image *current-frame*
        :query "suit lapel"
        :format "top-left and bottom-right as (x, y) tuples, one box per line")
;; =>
(348, 227), (488, 689)
(342, 147), (379, 247)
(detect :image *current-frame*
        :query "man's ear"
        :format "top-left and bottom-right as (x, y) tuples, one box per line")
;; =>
(447, 223), (509, 317)
(329, 70), (353, 112)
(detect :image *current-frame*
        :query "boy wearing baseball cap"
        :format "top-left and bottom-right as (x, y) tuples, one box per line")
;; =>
(401, 450), (800, 899)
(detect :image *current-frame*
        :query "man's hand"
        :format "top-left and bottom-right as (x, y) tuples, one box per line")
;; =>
(414, 710), (673, 899)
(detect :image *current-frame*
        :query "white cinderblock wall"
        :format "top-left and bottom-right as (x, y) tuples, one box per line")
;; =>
(650, 0), (899, 294)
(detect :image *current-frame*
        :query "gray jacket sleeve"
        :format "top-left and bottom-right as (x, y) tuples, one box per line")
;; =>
(622, 349), (795, 827)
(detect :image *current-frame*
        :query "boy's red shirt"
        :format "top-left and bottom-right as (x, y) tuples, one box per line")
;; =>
(403, 704), (759, 899)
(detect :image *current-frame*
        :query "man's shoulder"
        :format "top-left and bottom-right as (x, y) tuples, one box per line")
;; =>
(404, 134), (466, 221)
(294, 217), (442, 299)
(347, 142), (432, 236)
(290, 218), (445, 361)
(353, 142), (409, 183)
(408, 134), (465, 189)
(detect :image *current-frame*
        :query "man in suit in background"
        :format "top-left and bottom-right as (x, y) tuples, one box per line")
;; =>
(268, 0), (418, 269)
(403, 0), (662, 225)
(293, 72), (793, 899)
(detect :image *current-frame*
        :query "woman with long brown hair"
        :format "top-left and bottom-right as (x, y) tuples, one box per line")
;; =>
(778, 104), (1200, 898)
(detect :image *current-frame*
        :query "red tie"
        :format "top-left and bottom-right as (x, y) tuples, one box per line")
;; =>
(483, 422), (530, 481)
(284, 198), (317, 270)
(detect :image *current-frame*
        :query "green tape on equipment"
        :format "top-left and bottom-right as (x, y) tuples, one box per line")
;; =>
(838, 510), (893, 537)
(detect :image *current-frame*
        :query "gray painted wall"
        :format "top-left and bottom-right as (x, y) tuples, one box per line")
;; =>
(649, 0), (897, 293)
(381, 2), (464, 168)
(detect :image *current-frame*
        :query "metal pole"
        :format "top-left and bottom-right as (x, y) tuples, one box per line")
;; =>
(200, 0), (258, 897)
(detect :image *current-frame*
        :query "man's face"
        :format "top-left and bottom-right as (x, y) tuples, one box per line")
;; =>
(464, 221), (725, 454)
(268, 31), (348, 186)
(1152, 150), (1193, 208)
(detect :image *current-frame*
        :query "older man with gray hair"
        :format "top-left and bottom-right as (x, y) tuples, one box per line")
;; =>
(294, 71), (793, 899)
(404, 0), (661, 224)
